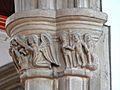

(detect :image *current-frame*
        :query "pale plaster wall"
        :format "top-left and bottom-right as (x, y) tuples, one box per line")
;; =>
(0, 31), (12, 67)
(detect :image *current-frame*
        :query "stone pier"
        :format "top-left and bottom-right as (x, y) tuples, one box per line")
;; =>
(6, 0), (111, 90)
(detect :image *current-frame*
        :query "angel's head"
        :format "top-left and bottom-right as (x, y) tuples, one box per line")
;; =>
(27, 34), (39, 46)
(59, 32), (68, 43)
(10, 35), (23, 47)
(10, 39), (18, 47)
(72, 33), (81, 42)
(83, 33), (92, 43)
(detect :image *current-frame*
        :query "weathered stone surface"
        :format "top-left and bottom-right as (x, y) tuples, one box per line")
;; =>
(6, 0), (111, 90)
(14, 0), (101, 12)
(0, 63), (24, 90)
(25, 78), (54, 90)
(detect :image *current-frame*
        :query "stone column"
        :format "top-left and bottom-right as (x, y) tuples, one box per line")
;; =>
(6, 0), (111, 90)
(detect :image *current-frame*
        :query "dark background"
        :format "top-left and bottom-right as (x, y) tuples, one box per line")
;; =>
(0, 0), (14, 16)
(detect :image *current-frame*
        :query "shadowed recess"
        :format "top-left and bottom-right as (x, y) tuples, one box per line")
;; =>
(0, 0), (14, 16)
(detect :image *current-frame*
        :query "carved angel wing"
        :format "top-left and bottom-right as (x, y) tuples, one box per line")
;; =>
(83, 32), (103, 49)
(40, 33), (59, 66)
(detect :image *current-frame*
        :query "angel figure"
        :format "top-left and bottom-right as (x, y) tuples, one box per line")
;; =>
(9, 36), (31, 72)
(60, 32), (74, 68)
(26, 34), (39, 65)
(9, 39), (22, 71)
(34, 33), (59, 69)
(72, 32), (89, 67)
(14, 35), (37, 71)
(83, 33), (99, 70)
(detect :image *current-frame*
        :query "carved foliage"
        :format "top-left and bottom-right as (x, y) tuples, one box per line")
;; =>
(9, 33), (59, 72)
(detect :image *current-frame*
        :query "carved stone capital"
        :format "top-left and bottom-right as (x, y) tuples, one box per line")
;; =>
(6, 1), (111, 90)
(9, 30), (102, 81)
(9, 33), (60, 77)
(59, 30), (101, 71)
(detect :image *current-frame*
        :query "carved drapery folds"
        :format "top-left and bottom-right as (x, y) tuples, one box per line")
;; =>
(9, 31), (101, 73)
(59, 31), (100, 71)
(6, 0), (109, 89)
(8, 27), (105, 90)
(9, 33), (60, 73)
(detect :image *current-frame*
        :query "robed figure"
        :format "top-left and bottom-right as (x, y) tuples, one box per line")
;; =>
(33, 33), (60, 69)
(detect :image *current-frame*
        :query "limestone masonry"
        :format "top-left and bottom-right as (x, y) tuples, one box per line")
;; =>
(6, 0), (111, 90)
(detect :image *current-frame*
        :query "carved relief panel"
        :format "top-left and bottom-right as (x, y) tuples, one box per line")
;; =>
(9, 33), (60, 73)
(9, 30), (102, 72)
(58, 30), (102, 71)
(9, 28), (109, 90)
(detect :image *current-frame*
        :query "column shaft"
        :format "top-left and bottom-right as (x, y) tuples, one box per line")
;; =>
(6, 0), (110, 90)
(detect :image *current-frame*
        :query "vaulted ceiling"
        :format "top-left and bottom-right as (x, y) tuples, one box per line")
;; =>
(0, 0), (14, 16)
